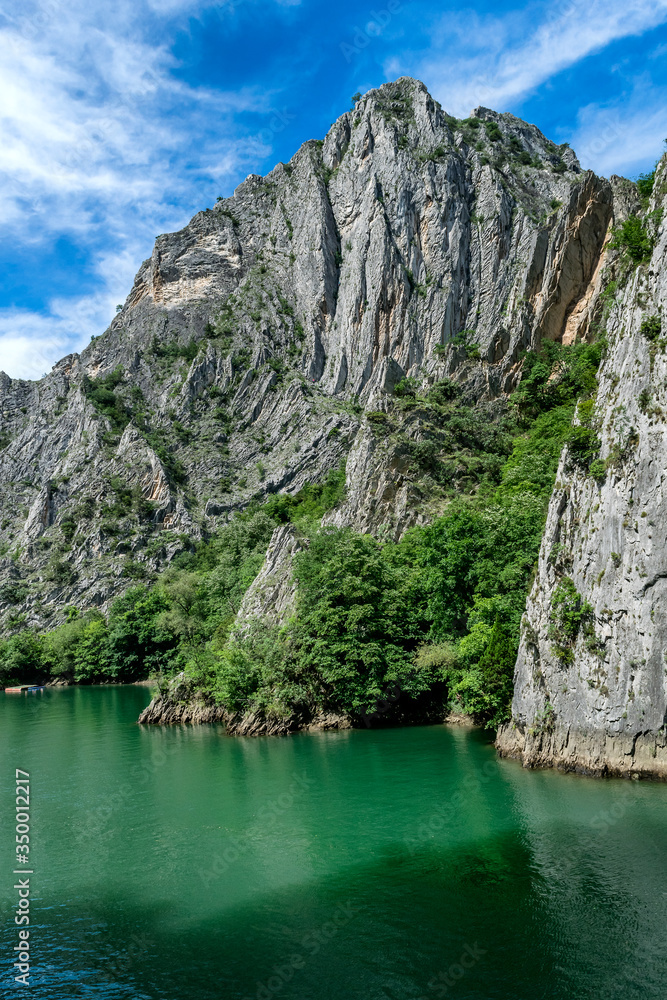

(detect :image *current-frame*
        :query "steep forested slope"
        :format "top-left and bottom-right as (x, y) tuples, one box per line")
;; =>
(2, 78), (664, 771)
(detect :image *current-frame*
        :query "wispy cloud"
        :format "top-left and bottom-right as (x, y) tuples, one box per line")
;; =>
(388, 0), (667, 115)
(0, 244), (144, 379)
(0, 7), (265, 235)
(1, 0), (667, 379)
(0, 0), (280, 377)
(571, 79), (667, 175)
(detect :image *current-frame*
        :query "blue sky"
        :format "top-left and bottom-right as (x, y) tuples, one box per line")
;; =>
(1, 0), (667, 378)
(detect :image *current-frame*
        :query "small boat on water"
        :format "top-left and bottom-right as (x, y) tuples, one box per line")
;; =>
(4, 685), (45, 693)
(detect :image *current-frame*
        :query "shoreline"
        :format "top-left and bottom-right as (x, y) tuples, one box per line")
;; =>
(496, 722), (667, 781)
(7, 684), (667, 780)
(136, 693), (478, 736)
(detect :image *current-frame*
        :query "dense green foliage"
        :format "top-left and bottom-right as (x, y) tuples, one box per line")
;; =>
(510, 340), (603, 418)
(213, 529), (434, 722)
(636, 169), (655, 202)
(211, 340), (603, 728)
(0, 468), (347, 688)
(82, 366), (129, 433)
(608, 215), (654, 264)
(2, 336), (604, 728)
(207, 376), (587, 729)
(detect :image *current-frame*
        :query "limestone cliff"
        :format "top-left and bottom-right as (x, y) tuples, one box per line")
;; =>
(7, 77), (667, 773)
(0, 78), (617, 630)
(497, 156), (667, 777)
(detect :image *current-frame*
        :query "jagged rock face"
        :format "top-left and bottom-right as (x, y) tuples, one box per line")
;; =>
(232, 524), (303, 629)
(0, 77), (621, 627)
(497, 157), (667, 778)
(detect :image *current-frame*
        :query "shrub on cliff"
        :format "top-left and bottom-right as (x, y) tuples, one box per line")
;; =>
(511, 340), (603, 419)
(82, 366), (129, 434)
(608, 215), (654, 264)
(636, 169), (655, 203)
(640, 315), (661, 341)
(548, 576), (594, 664)
(565, 399), (599, 468)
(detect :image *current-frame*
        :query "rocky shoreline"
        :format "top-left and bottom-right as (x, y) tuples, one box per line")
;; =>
(136, 692), (462, 736)
(137, 693), (354, 735)
(137, 695), (228, 726)
(496, 722), (667, 780)
(140, 698), (667, 777)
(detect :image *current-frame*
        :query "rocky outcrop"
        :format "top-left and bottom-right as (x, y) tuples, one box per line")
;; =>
(137, 692), (356, 733)
(0, 78), (617, 629)
(232, 524), (303, 629)
(497, 724), (667, 779)
(137, 695), (228, 726)
(136, 693), (337, 734)
(497, 155), (667, 778)
(8, 76), (666, 760)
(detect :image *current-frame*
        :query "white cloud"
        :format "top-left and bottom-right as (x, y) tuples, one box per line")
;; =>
(570, 82), (667, 175)
(0, 331), (73, 382)
(0, 0), (283, 378)
(0, 246), (143, 379)
(0, 11), (263, 236)
(3, 0), (667, 380)
(391, 0), (667, 115)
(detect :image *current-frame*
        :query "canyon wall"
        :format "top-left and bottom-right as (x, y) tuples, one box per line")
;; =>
(497, 157), (667, 777)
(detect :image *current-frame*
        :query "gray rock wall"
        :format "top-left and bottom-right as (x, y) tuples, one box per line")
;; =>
(497, 156), (667, 777)
(0, 77), (632, 642)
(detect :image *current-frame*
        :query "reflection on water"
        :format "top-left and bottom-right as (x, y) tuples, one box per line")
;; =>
(1, 686), (666, 998)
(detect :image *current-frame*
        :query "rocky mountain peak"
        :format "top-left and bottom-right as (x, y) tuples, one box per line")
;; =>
(0, 79), (634, 635)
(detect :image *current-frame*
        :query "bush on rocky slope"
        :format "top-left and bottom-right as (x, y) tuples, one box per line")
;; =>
(608, 215), (655, 264)
(0, 338), (605, 730)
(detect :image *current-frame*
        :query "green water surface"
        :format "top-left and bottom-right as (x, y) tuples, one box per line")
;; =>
(1, 685), (666, 998)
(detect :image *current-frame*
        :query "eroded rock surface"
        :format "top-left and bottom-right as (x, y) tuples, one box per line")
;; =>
(497, 157), (667, 778)
(0, 78), (616, 629)
(7, 77), (666, 766)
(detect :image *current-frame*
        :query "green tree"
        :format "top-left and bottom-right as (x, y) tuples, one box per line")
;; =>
(418, 507), (485, 638)
(0, 631), (44, 685)
(636, 169), (655, 201)
(42, 609), (105, 680)
(471, 616), (516, 724)
(609, 215), (654, 264)
(73, 616), (112, 682)
(106, 586), (175, 679)
(157, 571), (208, 646)
(291, 528), (429, 716)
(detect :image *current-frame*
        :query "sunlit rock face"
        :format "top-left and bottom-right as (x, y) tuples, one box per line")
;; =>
(0, 73), (636, 754)
(497, 157), (667, 778)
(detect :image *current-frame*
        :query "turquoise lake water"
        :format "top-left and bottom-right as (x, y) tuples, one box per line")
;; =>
(1, 685), (667, 998)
